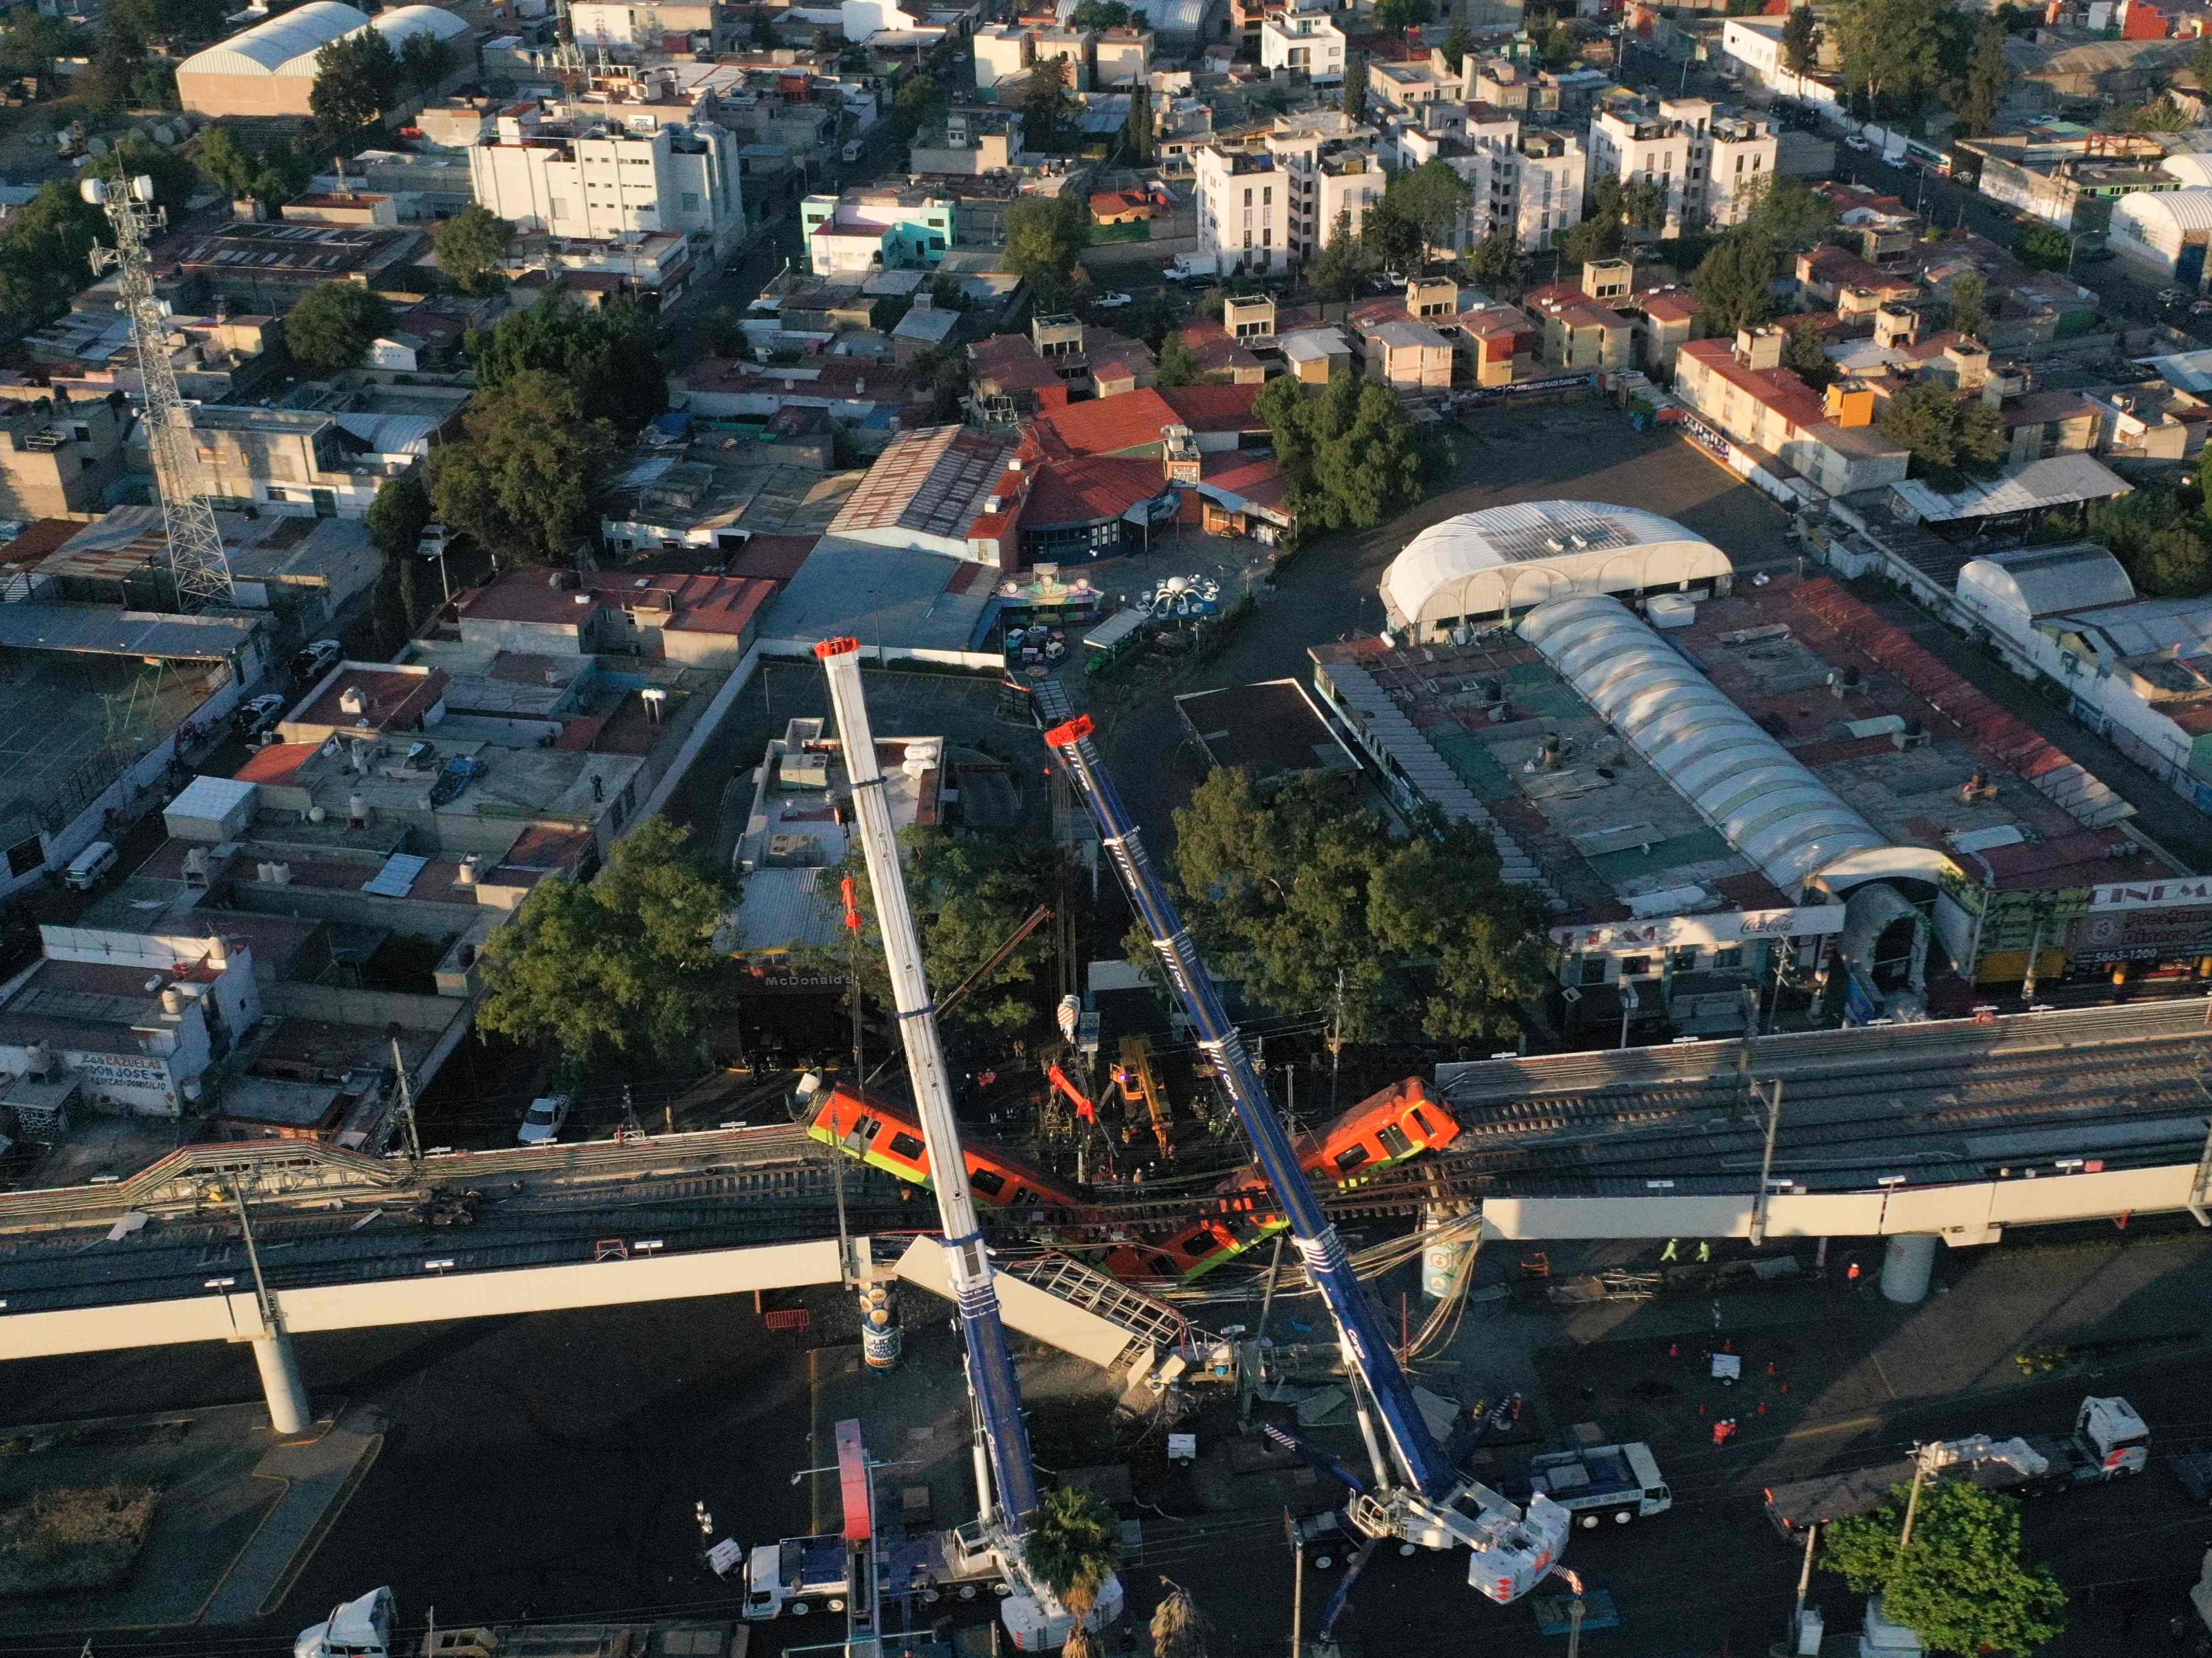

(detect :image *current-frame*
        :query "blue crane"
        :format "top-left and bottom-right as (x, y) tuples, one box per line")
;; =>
(816, 641), (1120, 1652)
(1043, 714), (1572, 1610)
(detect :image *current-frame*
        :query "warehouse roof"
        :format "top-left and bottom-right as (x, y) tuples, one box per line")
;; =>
(1518, 592), (1889, 898)
(179, 1), (370, 78)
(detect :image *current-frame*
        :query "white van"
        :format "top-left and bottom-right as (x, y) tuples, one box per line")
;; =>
(64, 841), (117, 891)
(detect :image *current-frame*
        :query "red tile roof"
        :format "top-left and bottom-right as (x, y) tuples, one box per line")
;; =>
(1024, 455), (1169, 525)
(1177, 319), (1263, 374)
(1632, 287), (1699, 325)
(727, 533), (821, 580)
(970, 332), (1066, 394)
(234, 742), (319, 785)
(456, 569), (778, 635)
(1199, 451), (1288, 513)
(1680, 337), (1828, 432)
(1030, 384), (1263, 459)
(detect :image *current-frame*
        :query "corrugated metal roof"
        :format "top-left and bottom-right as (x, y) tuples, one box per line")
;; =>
(1959, 544), (2136, 619)
(178, 1), (370, 78)
(2113, 185), (2212, 239)
(1519, 593), (1888, 898)
(1890, 454), (2132, 523)
(0, 602), (257, 661)
(1381, 502), (1730, 629)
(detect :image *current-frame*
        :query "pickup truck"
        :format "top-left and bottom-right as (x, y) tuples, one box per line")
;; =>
(742, 1534), (850, 1620)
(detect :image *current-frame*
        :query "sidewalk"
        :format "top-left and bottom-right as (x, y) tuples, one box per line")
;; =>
(0, 1399), (385, 1632)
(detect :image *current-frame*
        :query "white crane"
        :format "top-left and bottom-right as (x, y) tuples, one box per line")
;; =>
(81, 171), (234, 610)
(814, 636), (1122, 1652)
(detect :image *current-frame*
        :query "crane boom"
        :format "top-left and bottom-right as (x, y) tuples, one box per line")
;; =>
(816, 641), (1118, 1651)
(1043, 714), (1571, 1606)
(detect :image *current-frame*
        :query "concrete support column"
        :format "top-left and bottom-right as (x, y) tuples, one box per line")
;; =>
(1879, 1235), (1939, 1306)
(252, 1330), (311, 1435)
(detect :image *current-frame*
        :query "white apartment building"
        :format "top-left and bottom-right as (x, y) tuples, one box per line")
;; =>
(1267, 112), (1382, 261)
(1094, 25), (1151, 87)
(570, 0), (714, 50)
(1586, 96), (1776, 236)
(1194, 145), (1289, 274)
(1032, 25), (1095, 89)
(1260, 0), (1345, 84)
(1399, 113), (1587, 255)
(468, 108), (746, 257)
(974, 24), (1032, 88)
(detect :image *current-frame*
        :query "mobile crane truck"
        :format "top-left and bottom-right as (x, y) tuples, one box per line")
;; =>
(1043, 712), (1571, 1626)
(1763, 1395), (2148, 1538)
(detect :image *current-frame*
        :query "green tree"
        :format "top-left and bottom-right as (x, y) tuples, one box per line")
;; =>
(1126, 83), (1155, 166)
(310, 30), (401, 152)
(891, 72), (947, 141)
(1385, 159), (1473, 261)
(106, 0), (225, 48)
(1256, 374), (1431, 531)
(0, 13), (81, 79)
(478, 817), (738, 1065)
(1823, 1481), (2065, 1657)
(1310, 206), (1370, 306)
(0, 180), (105, 334)
(1003, 192), (1088, 306)
(1372, 0), (1433, 31)
(1155, 332), (1207, 386)
(1342, 51), (1368, 123)
(428, 370), (617, 567)
(1831, 0), (1946, 115)
(1157, 766), (1545, 1041)
(703, 306), (747, 357)
(200, 127), (310, 207)
(1879, 384), (2005, 479)
(432, 204), (515, 295)
(84, 34), (141, 112)
(2014, 223), (2073, 271)
(1781, 3), (1822, 75)
(1739, 173), (1835, 251)
(1440, 21), (1474, 69)
(796, 830), (1060, 1035)
(365, 471), (432, 561)
(1541, 17), (1578, 66)
(1951, 20), (2010, 136)
(282, 281), (394, 376)
(469, 291), (667, 436)
(112, 136), (198, 225)
(1121, 288), (1178, 348)
(2112, 96), (2191, 134)
(1021, 53), (1081, 153)
(2090, 483), (2212, 598)
(1025, 1487), (1122, 1626)
(398, 28), (454, 95)
(1783, 319), (1837, 391)
(1693, 235), (1775, 335)
(1946, 270), (1988, 339)
(2195, 35), (2212, 96)
(1464, 228), (1527, 295)
(1559, 212), (1623, 269)
(1362, 193), (1425, 275)
(1069, 0), (1129, 23)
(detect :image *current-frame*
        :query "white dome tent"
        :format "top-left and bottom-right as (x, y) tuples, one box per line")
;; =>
(1379, 502), (1734, 639)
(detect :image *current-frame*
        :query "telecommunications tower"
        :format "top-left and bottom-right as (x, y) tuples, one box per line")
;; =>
(82, 172), (234, 610)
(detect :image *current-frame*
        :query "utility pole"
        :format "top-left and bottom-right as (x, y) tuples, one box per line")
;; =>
(1793, 1521), (1819, 1649)
(386, 1023), (420, 1164)
(1748, 1078), (1784, 1246)
(1897, 1447), (1929, 1557)
(1328, 969), (1345, 1113)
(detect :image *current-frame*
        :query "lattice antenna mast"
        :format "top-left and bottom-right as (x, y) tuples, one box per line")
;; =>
(83, 172), (234, 611)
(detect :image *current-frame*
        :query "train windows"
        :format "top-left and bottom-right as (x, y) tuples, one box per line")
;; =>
(970, 1167), (1006, 1199)
(1184, 1229), (1223, 1258)
(1378, 1122), (1413, 1159)
(1409, 1107), (1435, 1140)
(1010, 1187), (1034, 1204)
(854, 1114), (883, 1141)
(890, 1131), (927, 1160)
(1334, 1144), (1372, 1174)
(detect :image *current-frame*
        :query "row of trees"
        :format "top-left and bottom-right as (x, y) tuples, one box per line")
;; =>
(1825, 0), (2017, 134)
(2082, 454), (2212, 598)
(0, 137), (192, 333)
(1691, 174), (1838, 338)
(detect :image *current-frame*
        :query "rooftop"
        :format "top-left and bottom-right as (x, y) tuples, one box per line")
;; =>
(827, 425), (1017, 544)
(1315, 571), (2146, 924)
(757, 539), (996, 653)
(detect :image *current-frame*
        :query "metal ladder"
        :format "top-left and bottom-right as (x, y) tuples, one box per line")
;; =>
(1002, 1250), (1194, 1367)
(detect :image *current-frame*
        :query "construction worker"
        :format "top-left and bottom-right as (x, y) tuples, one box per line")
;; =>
(1660, 1237), (1680, 1263)
(1711, 1418), (1728, 1448)
(1847, 1260), (1864, 1292)
(1696, 1240), (1712, 1264)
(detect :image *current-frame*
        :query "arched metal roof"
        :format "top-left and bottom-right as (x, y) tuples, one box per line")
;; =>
(178, 1), (370, 77)
(1380, 501), (1732, 632)
(2113, 186), (2212, 240)
(2159, 152), (2212, 189)
(1518, 593), (1889, 898)
(371, 6), (473, 46)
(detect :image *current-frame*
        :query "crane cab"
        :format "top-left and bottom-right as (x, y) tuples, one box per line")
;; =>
(295, 1588), (394, 1658)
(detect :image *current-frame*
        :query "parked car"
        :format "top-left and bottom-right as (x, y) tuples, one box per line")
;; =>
(291, 638), (342, 682)
(1093, 291), (1133, 310)
(1844, 133), (1873, 153)
(518, 1095), (571, 1145)
(233, 693), (287, 739)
